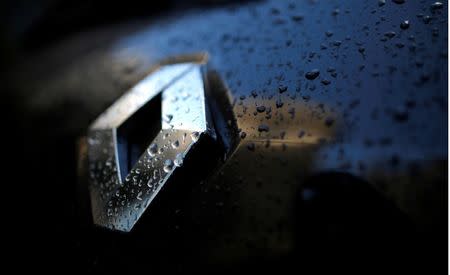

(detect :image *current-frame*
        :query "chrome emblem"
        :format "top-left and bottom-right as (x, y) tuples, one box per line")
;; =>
(85, 59), (218, 232)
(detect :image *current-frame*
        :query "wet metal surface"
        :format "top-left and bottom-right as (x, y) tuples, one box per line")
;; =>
(87, 61), (218, 231)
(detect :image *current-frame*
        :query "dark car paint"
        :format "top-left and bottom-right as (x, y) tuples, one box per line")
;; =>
(6, 0), (447, 273)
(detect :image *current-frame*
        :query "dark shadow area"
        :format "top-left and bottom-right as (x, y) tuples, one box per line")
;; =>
(295, 172), (446, 274)
(206, 69), (240, 158)
(1, 0), (256, 53)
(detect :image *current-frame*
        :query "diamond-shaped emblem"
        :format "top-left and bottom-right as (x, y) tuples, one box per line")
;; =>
(86, 60), (217, 232)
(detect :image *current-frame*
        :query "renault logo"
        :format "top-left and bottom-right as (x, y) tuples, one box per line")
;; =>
(82, 56), (226, 232)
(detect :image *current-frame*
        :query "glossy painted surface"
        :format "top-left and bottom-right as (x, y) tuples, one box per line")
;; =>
(68, 0), (446, 231)
(10, 0), (447, 273)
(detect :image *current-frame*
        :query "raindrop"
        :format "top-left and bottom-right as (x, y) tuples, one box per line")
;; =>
(147, 179), (153, 188)
(430, 2), (443, 10)
(291, 15), (304, 22)
(258, 124), (270, 132)
(325, 117), (335, 127)
(136, 191), (143, 201)
(278, 85), (288, 93)
(163, 159), (174, 173)
(422, 15), (432, 24)
(321, 79), (331, 85)
(305, 69), (320, 80)
(276, 98), (284, 108)
(384, 31), (396, 39)
(400, 20), (410, 29)
(298, 130), (306, 138)
(147, 143), (158, 157)
(174, 153), (184, 167)
(87, 137), (99, 145)
(171, 140), (180, 149)
(392, 107), (409, 122)
(332, 40), (342, 47)
(191, 131), (200, 142)
(164, 114), (173, 123)
(256, 106), (266, 113)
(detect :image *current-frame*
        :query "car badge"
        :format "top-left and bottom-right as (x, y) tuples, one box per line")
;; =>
(80, 57), (223, 232)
